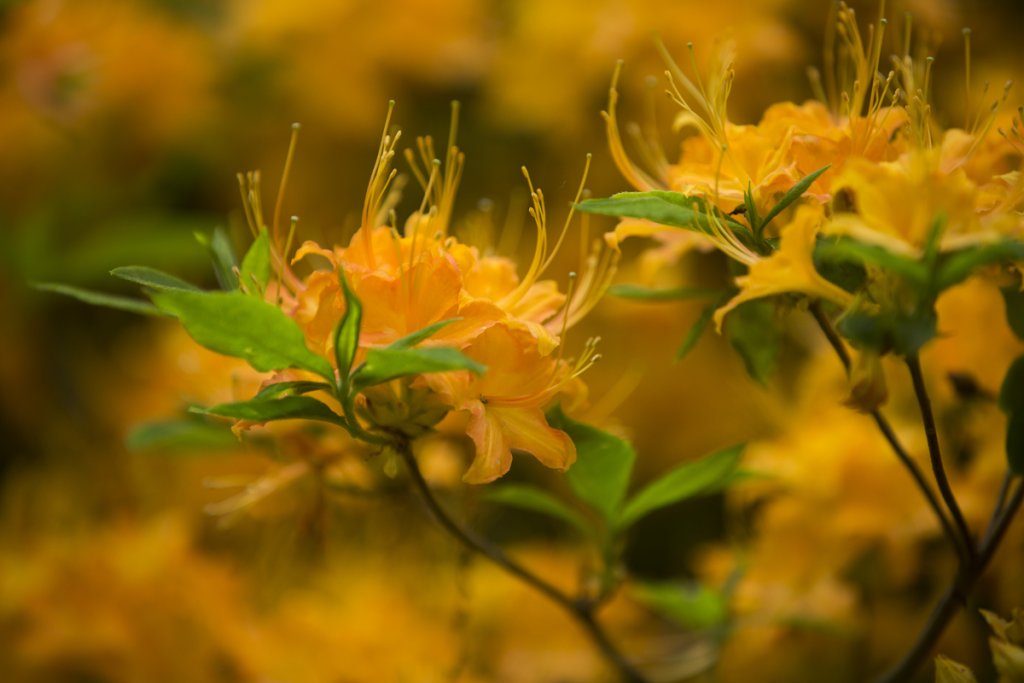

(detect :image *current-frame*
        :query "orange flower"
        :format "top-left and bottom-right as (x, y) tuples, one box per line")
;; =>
(421, 322), (594, 484)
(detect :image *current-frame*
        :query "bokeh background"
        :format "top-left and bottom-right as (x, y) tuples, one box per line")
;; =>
(2, 0), (1024, 681)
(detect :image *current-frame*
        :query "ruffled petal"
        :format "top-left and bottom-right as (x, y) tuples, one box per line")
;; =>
(462, 401), (513, 484)
(491, 406), (576, 473)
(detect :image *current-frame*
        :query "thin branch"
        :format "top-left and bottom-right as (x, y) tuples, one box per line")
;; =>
(983, 472), (1013, 544)
(809, 303), (960, 554)
(872, 476), (1022, 683)
(905, 353), (976, 567)
(397, 443), (650, 683)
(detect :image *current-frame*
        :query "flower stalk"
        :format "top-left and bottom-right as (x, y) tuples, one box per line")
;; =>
(396, 440), (650, 683)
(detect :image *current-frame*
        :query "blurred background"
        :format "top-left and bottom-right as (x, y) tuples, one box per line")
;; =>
(2, 0), (1024, 681)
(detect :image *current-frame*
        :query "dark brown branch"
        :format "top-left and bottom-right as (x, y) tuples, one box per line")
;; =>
(397, 443), (650, 683)
(809, 302), (961, 556)
(872, 477), (1022, 683)
(905, 353), (976, 567)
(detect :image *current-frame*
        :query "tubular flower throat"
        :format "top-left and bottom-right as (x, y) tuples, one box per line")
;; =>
(254, 103), (615, 484)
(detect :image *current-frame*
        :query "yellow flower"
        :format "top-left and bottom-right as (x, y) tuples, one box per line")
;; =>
(243, 104), (612, 482)
(826, 151), (998, 257)
(980, 608), (1024, 683)
(713, 204), (855, 331)
(934, 655), (979, 683)
(421, 322), (594, 484)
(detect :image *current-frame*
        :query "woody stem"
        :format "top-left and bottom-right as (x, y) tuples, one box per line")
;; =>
(905, 353), (976, 567)
(872, 476), (1023, 683)
(397, 442), (649, 683)
(809, 302), (962, 560)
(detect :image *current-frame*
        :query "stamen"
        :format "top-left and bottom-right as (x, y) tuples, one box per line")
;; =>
(602, 60), (663, 192)
(277, 216), (299, 304)
(556, 272), (578, 366)
(273, 122), (301, 248)
(361, 101), (399, 270)
(808, 66), (828, 106)
(539, 153), (591, 273)
(237, 173), (258, 238)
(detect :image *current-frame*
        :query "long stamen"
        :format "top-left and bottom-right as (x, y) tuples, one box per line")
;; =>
(237, 173), (258, 239)
(277, 216), (298, 304)
(540, 154), (591, 273)
(273, 123), (301, 248)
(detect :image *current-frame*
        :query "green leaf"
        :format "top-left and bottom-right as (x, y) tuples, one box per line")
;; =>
(239, 229), (272, 295)
(192, 395), (347, 427)
(481, 483), (593, 537)
(150, 290), (335, 380)
(744, 182), (761, 236)
(759, 164), (830, 230)
(110, 266), (202, 292)
(837, 311), (937, 356)
(998, 356), (1024, 414)
(334, 270), (361, 390)
(675, 292), (735, 362)
(813, 238), (868, 294)
(1001, 286), (1024, 341)
(936, 241), (1024, 292)
(815, 237), (929, 287)
(575, 191), (748, 235)
(607, 284), (724, 301)
(619, 444), (744, 529)
(629, 579), (727, 630)
(254, 381), (335, 400)
(996, 356), (1024, 473)
(195, 227), (239, 291)
(726, 299), (782, 386)
(387, 318), (462, 350)
(546, 404), (635, 525)
(351, 347), (486, 393)
(33, 282), (169, 316)
(125, 418), (239, 453)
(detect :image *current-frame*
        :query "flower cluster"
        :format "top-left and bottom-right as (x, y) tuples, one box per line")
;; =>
(586, 4), (1024, 409)
(241, 105), (616, 484)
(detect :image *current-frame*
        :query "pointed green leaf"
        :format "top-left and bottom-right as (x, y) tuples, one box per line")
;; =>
(675, 296), (730, 362)
(334, 270), (362, 390)
(239, 229), (272, 295)
(815, 237), (929, 287)
(575, 191), (748, 235)
(629, 579), (727, 630)
(1000, 356), (1024, 473)
(351, 347), (486, 393)
(33, 282), (169, 316)
(619, 444), (744, 529)
(1002, 286), (1024, 341)
(388, 318), (462, 350)
(936, 241), (1024, 292)
(192, 395), (347, 427)
(126, 418), (238, 453)
(1004, 413), (1024, 475)
(744, 182), (761, 236)
(195, 227), (239, 291)
(110, 266), (202, 292)
(254, 380), (335, 400)
(482, 483), (593, 537)
(759, 164), (830, 229)
(837, 311), (937, 356)
(727, 299), (782, 386)
(546, 404), (635, 525)
(607, 284), (724, 301)
(150, 290), (334, 381)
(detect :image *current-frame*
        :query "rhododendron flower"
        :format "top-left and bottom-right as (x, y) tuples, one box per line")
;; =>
(712, 204), (855, 331)
(244, 104), (616, 483)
